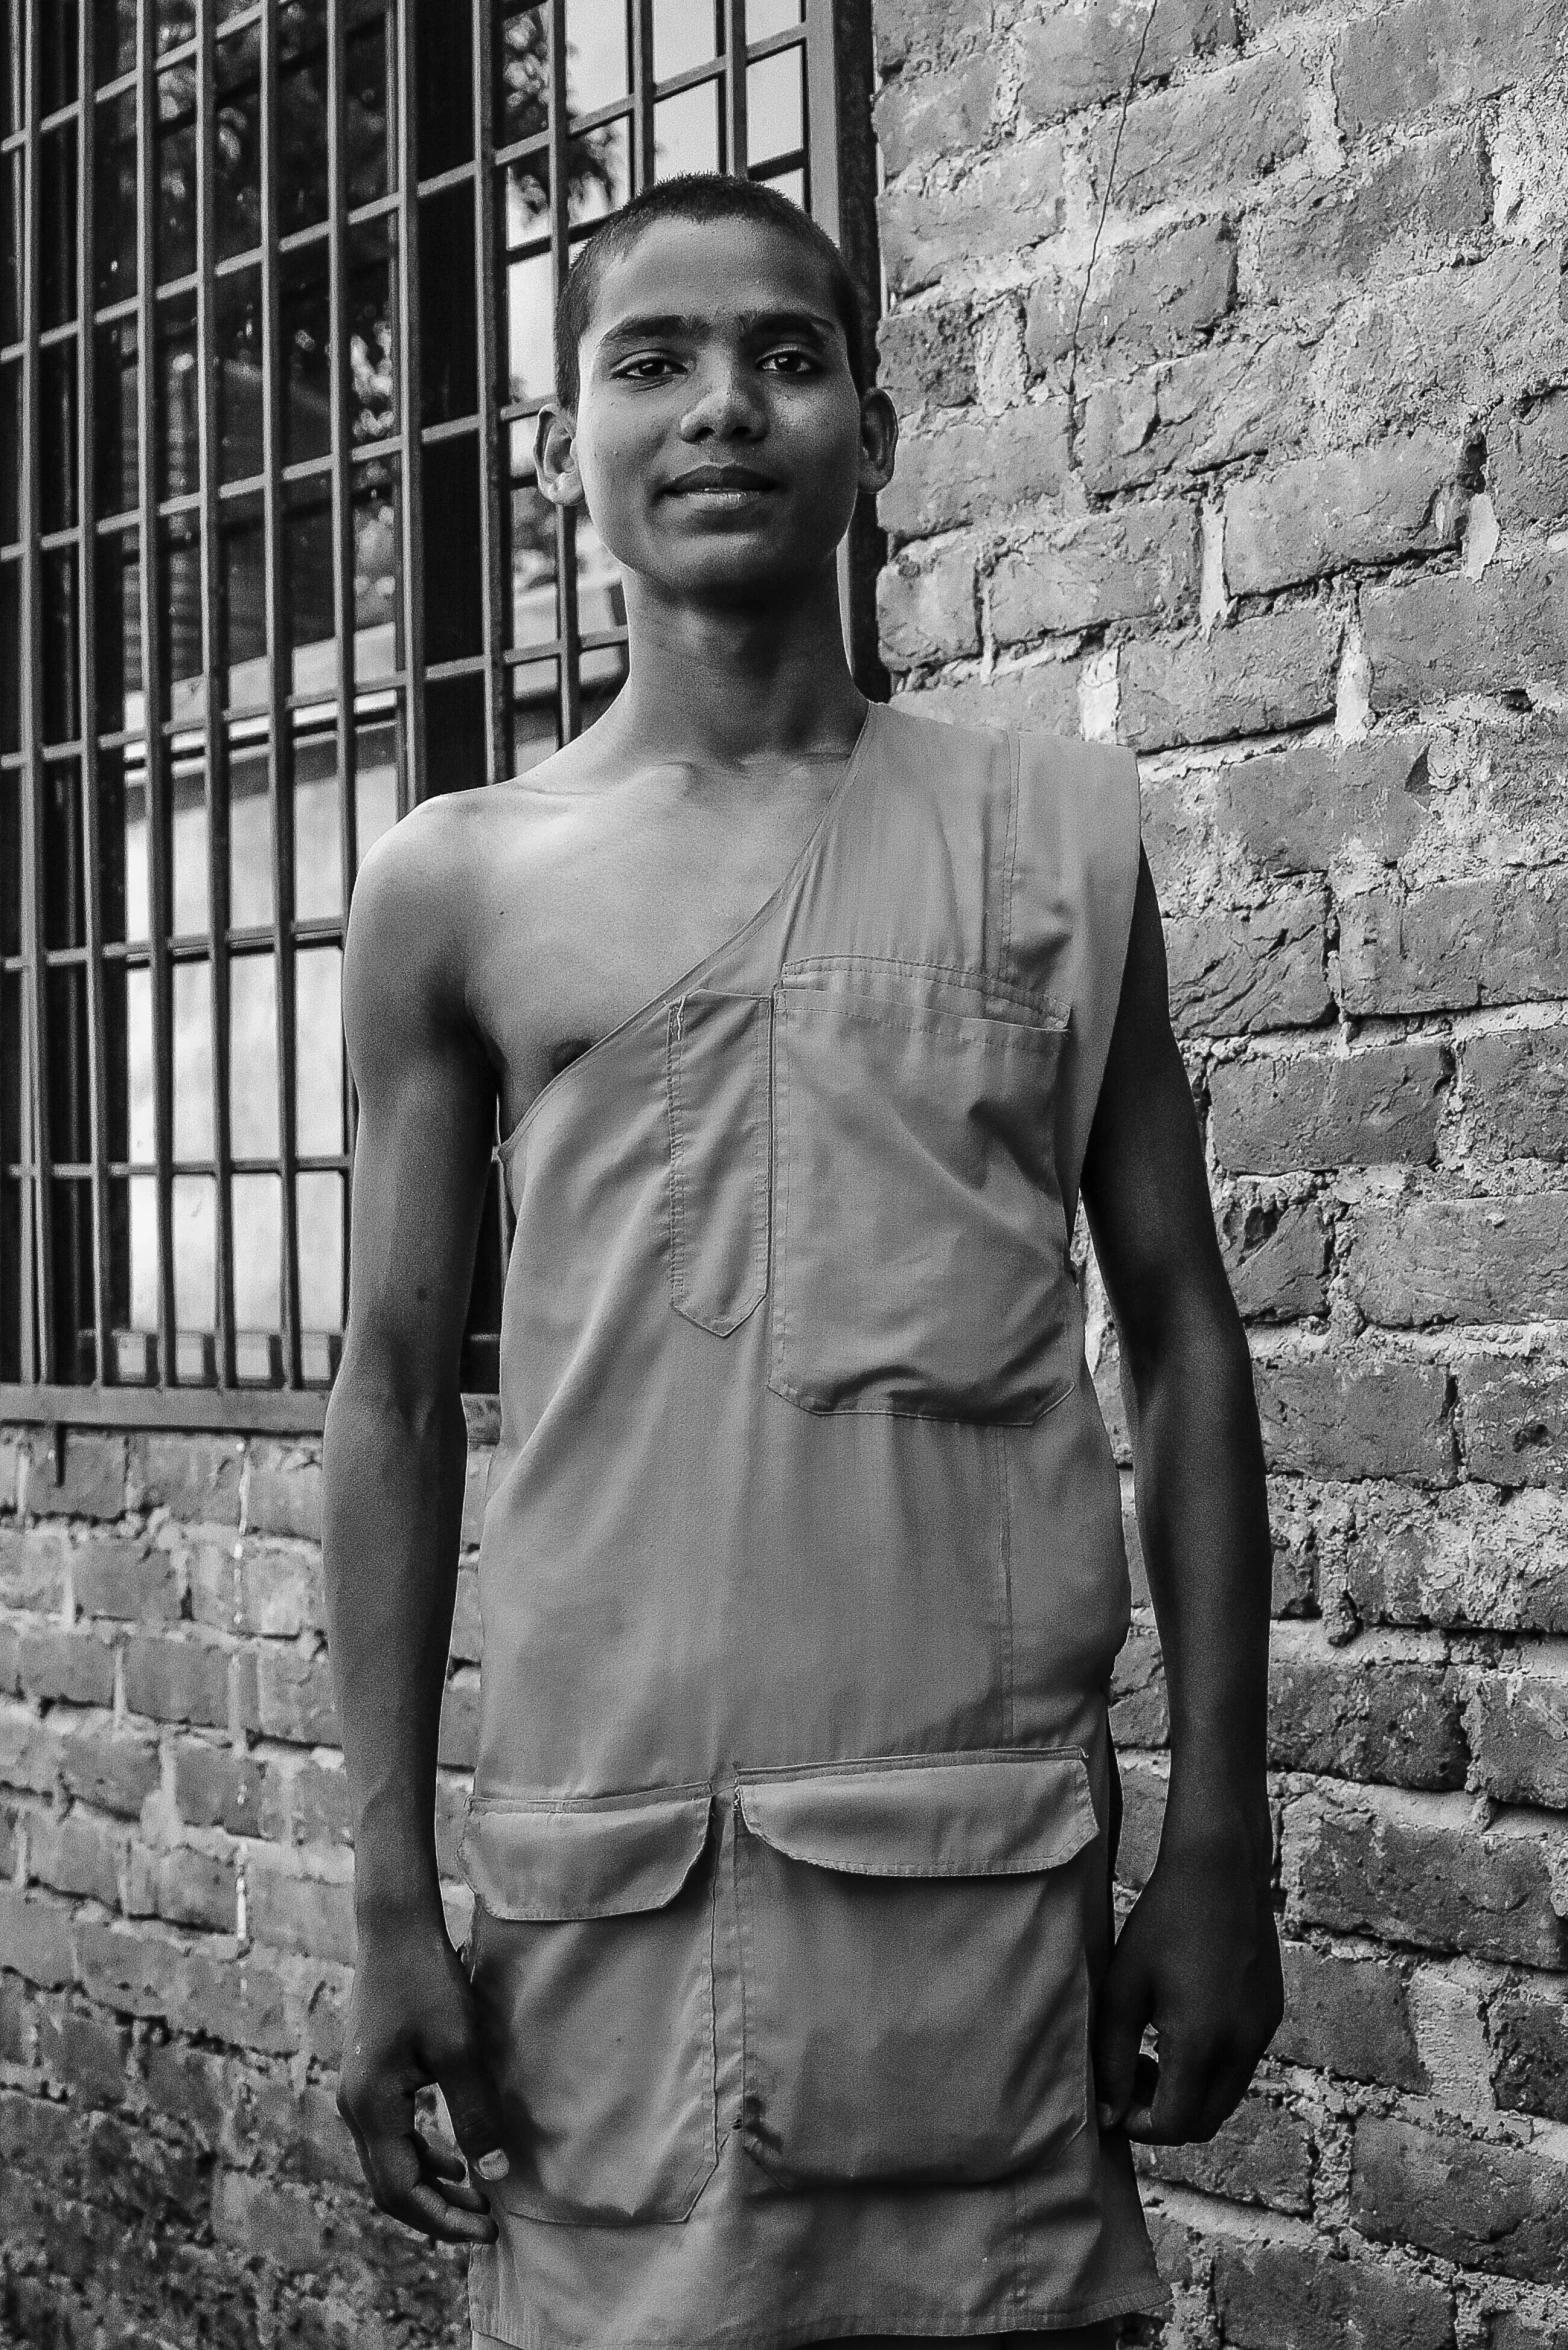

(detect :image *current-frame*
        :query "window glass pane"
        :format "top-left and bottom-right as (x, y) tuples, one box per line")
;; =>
(232, 1170), (280, 1329)
(221, 491), (268, 711)
(282, 244), (332, 464)
(286, 482), (336, 698)
(0, 771), (20, 955)
(0, 360), (19, 543)
(42, 761), (85, 951)
(172, 959), (214, 1159)
(297, 1170), (343, 1334)
(171, 755), (209, 937)
(569, 117), (629, 228)
(505, 249), (554, 405)
(215, 28), (262, 261)
(2, 968), (26, 1171)
(158, 0), (196, 54)
(764, 162), (805, 207)
(353, 714), (399, 862)
(424, 672), (485, 796)
(353, 457), (399, 680)
(94, 528), (143, 733)
(510, 659), (558, 773)
(42, 549), (81, 745)
(113, 756), (151, 944)
(509, 445), (556, 651)
(0, 10), (18, 132)
(747, 47), (803, 165)
(654, 0), (718, 79)
(349, 215), (396, 442)
(40, 123), (80, 330)
(41, 340), (79, 535)
(748, 0), (803, 37)
(96, 743), (138, 943)
(566, 0), (629, 115)
(421, 437), (481, 665)
(229, 744), (273, 930)
(93, 0), (137, 84)
(157, 291), (200, 498)
(94, 90), (138, 304)
(94, 319), (139, 514)
(415, 0), (472, 175)
(159, 514), (205, 723)
(345, 12), (392, 205)
(293, 733), (342, 923)
(279, 31), (329, 238)
(2, 152), (22, 344)
(0, 560), (20, 751)
(294, 942), (342, 1154)
(503, 152), (550, 248)
(498, 8), (548, 150)
(655, 81), (720, 179)
(217, 269), (264, 481)
(122, 962), (156, 1159)
(420, 185), (478, 426)
(229, 952), (278, 1155)
(172, 1174), (216, 1330)
(46, 969), (91, 1169)
(156, 65), (197, 284)
(42, 2), (81, 114)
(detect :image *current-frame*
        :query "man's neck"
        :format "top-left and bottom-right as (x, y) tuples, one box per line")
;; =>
(606, 564), (867, 772)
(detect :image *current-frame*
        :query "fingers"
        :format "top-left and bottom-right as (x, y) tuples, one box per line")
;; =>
(1091, 1942), (1154, 2133)
(339, 2075), (502, 2244)
(436, 2051), (511, 2185)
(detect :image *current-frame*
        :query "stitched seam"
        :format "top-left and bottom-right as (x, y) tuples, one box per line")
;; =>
(665, 1002), (688, 1312)
(770, 1000), (1067, 1046)
(999, 728), (1022, 986)
(996, 1427), (1015, 1747)
(781, 954), (1068, 1021)
(771, 995), (792, 1394)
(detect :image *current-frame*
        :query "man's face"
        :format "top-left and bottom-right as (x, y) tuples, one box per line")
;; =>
(538, 216), (895, 604)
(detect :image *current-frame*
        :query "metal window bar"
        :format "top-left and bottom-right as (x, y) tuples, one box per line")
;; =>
(0, 0), (876, 1431)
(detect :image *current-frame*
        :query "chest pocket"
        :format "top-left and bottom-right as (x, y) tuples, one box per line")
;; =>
(769, 971), (1078, 1423)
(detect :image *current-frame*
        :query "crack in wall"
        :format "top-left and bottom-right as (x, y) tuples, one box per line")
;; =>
(1064, 0), (1162, 436)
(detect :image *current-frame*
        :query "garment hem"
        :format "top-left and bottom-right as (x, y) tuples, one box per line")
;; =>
(468, 2281), (1171, 2350)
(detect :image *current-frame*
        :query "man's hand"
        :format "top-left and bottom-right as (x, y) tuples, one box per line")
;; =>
(338, 1917), (510, 2243)
(1092, 1818), (1283, 2144)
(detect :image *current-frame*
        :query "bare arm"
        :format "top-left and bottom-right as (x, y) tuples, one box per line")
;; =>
(1079, 852), (1283, 2144)
(322, 818), (506, 2240)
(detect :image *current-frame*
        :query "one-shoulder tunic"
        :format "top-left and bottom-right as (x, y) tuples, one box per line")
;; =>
(463, 703), (1166, 2348)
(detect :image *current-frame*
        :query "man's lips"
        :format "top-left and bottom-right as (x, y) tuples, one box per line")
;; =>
(665, 464), (780, 494)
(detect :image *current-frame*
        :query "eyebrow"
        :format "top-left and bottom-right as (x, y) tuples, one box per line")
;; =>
(595, 308), (840, 350)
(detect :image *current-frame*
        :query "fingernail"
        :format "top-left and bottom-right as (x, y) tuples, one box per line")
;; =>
(1096, 2103), (1116, 2132)
(476, 2151), (510, 2181)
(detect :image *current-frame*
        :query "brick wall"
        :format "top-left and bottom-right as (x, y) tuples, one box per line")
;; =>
(0, 1417), (493, 2347)
(875, 0), (1568, 2340)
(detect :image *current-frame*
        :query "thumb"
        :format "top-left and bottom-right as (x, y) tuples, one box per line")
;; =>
(437, 2048), (510, 2181)
(1092, 1941), (1153, 2133)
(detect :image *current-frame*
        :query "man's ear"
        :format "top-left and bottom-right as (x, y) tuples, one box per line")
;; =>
(535, 403), (584, 508)
(857, 387), (899, 499)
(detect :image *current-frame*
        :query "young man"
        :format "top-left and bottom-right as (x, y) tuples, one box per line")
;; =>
(323, 177), (1282, 2350)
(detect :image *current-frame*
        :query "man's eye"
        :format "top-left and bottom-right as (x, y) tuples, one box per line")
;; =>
(617, 354), (682, 380)
(760, 349), (818, 374)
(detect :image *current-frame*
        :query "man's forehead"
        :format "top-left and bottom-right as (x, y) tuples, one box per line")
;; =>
(588, 219), (841, 345)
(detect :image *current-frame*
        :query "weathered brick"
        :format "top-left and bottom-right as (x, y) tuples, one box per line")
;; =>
(245, 1855), (356, 1965)
(27, 1806), (124, 1907)
(26, 1433), (127, 1521)
(1347, 1194), (1568, 1329)
(1463, 1026), (1568, 1165)
(1225, 438), (1465, 598)
(213, 2166), (331, 2275)
(1363, 559), (1568, 714)
(897, 660), (1083, 738)
(236, 2069), (360, 2191)
(0, 1433), (19, 1513)
(872, 53), (997, 179)
(1119, 606), (1340, 751)
(1486, 2309), (1568, 2350)
(1214, 2232), (1455, 2350)
(235, 1540), (324, 1639)
(0, 1885), (75, 1988)
(1108, 1616), (1167, 1747)
(176, 1941), (349, 2064)
(235, 1645), (339, 1747)
(1025, 219), (1236, 371)
(16, 1626), (116, 1709)
(1351, 2114), (1568, 2284)
(1112, 1750), (1167, 1893)
(1220, 1197), (1330, 1322)
(1345, 1484), (1568, 1635)
(1489, 1979), (1568, 2122)
(877, 542), (979, 667)
(1081, 332), (1308, 496)
(874, 0), (988, 75)
(1287, 1784), (1568, 1968)
(1339, 874), (1568, 1018)
(36, 2000), (130, 2108)
(1213, 1041), (1449, 1176)
(878, 401), (1071, 544)
(244, 1445), (323, 1542)
(72, 1537), (180, 1625)
(1164, 892), (1330, 1036)
(1255, 1358), (1456, 1484)
(1465, 1658), (1568, 1809)
(878, 136), (1067, 296)
(0, 1526), (71, 1610)
(1018, 0), (1237, 125)
(990, 502), (1198, 644)
(878, 301), (977, 415)
(1215, 737), (1432, 876)
(1335, 0), (1567, 140)
(55, 1716), (160, 1819)
(1100, 52), (1307, 215)
(127, 1433), (243, 1527)
(126, 1841), (237, 1932)
(1274, 1939), (1426, 2090)
(1491, 391), (1568, 531)
(122, 1632), (230, 1729)
(71, 1915), (193, 2019)
(1144, 2092), (1312, 2215)
(1269, 1624), (1467, 1790)
(1247, 127), (1493, 303)
(174, 1737), (264, 1838)
(1461, 1357), (1568, 1487)
(0, 1699), (62, 1795)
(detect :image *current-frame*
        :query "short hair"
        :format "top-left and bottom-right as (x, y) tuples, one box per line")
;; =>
(553, 173), (869, 412)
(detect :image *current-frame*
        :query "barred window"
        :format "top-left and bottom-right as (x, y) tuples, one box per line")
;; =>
(0, 0), (877, 1428)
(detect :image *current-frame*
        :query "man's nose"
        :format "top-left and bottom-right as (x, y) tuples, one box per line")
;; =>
(678, 358), (764, 440)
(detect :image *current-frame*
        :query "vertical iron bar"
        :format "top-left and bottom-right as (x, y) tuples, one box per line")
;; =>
(546, 0), (577, 743)
(396, 0), (425, 802)
(259, 0), (302, 1384)
(630, 0), (654, 192)
(77, 0), (113, 1380)
(722, 0), (747, 177)
(18, 0), (54, 1381)
(326, 0), (356, 1336)
(136, 0), (179, 1376)
(472, 0), (505, 790)
(196, 0), (234, 1385)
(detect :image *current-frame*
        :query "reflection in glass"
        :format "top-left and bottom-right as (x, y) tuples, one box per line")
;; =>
(172, 960), (214, 1159)
(420, 185), (478, 427)
(95, 531), (142, 733)
(93, 0), (138, 84)
(653, 0), (717, 79)
(94, 320), (138, 514)
(294, 943), (343, 1155)
(504, 153), (550, 246)
(215, 28), (262, 260)
(158, 0), (196, 54)
(511, 660), (558, 773)
(94, 90), (138, 305)
(566, 0), (628, 116)
(655, 81), (721, 179)
(42, 550), (80, 746)
(506, 250), (554, 405)
(278, 31), (330, 237)
(748, 49), (804, 165)
(41, 342), (78, 536)
(294, 734), (343, 924)
(568, 117), (629, 227)
(40, 123), (79, 330)
(298, 1171), (343, 1335)
(232, 1172), (281, 1330)
(159, 515), (204, 724)
(354, 717), (399, 863)
(346, 9), (392, 204)
(44, 763), (85, 952)
(221, 493), (268, 711)
(172, 1175), (216, 1331)
(156, 66), (197, 284)
(171, 755), (210, 938)
(217, 270), (265, 481)
(498, 5), (549, 149)
(282, 245), (332, 464)
(229, 746), (273, 930)
(353, 460), (400, 680)
(349, 217), (396, 442)
(229, 953), (279, 1155)
(157, 292), (200, 498)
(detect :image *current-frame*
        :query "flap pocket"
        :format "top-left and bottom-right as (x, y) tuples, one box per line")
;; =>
(737, 1748), (1095, 1879)
(462, 1786), (712, 1921)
